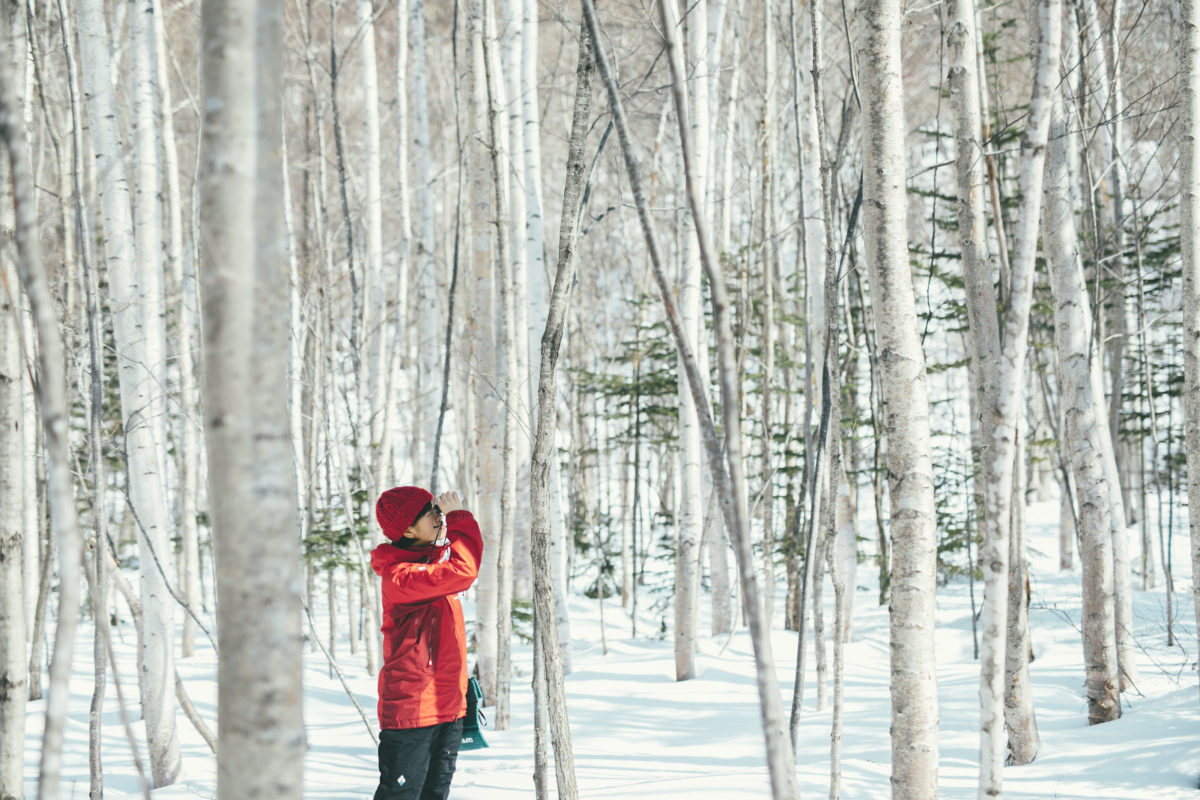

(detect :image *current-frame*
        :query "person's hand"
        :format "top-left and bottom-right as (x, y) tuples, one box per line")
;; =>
(437, 490), (465, 514)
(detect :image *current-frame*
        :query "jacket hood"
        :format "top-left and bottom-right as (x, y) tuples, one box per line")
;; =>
(371, 540), (450, 576)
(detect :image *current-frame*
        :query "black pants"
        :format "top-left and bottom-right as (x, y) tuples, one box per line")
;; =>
(374, 719), (463, 800)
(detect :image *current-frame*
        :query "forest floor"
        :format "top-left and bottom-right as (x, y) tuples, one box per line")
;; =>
(22, 500), (1200, 799)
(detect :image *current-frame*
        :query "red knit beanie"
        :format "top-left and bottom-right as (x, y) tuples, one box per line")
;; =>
(376, 486), (433, 542)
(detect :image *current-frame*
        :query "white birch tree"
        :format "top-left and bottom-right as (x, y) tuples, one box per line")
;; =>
(948, 0), (1040, 766)
(79, 0), (180, 783)
(1044, 84), (1122, 724)
(971, 0), (1059, 789)
(858, 1), (940, 795)
(479, 0), (518, 728)
(673, 0), (706, 683)
(468, 0), (502, 701)
(151, 0), (202, 662)
(410, 0), (440, 483)
(199, 1), (305, 797)
(529, 17), (595, 799)
(0, 37), (26, 787)
(1177, 0), (1200, 704)
(131, 0), (180, 778)
(1, 10), (84, 793)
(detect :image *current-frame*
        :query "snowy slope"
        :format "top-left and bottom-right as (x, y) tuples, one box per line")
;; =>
(23, 501), (1200, 798)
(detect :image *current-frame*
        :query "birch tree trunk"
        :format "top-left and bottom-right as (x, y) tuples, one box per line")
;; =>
(1043, 86), (1121, 725)
(0, 36), (26, 787)
(1004, 418), (1039, 761)
(1, 13), (85, 793)
(58, 1), (112, 790)
(827, 464), (848, 800)
(858, 2), (940, 796)
(1177, 0), (1200, 705)
(131, 1), (180, 781)
(199, 2), (305, 798)
(1076, 1), (1135, 673)
(530, 18), (594, 799)
(410, 0), (440, 483)
(501, 0), (534, 605)
(673, 0), (707, 683)
(707, 0), (738, 637)
(948, 0), (1039, 767)
(79, 0), (181, 784)
(971, 0), (1059, 790)
(152, 0), (202, 662)
(789, 0), (839, 733)
(466, 0), (502, 704)
(479, 0), (518, 729)
(759, 0), (778, 628)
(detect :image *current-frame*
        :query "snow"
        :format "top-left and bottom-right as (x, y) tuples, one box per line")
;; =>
(23, 501), (1200, 798)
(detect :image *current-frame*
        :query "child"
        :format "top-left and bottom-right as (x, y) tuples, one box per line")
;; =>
(371, 487), (483, 800)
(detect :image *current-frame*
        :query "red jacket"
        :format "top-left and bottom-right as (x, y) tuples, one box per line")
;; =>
(371, 509), (484, 730)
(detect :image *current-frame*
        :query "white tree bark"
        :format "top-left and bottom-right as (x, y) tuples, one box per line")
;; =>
(479, 0), (518, 729)
(759, 0), (778, 629)
(468, 0), (501, 701)
(0, 74), (26, 796)
(858, 1), (940, 796)
(57, 1), (113, 789)
(1177, 0), (1200, 706)
(501, 0), (534, 605)
(1, 12), (84, 793)
(354, 0), (386, 679)
(673, 0), (706, 683)
(707, 0), (742, 643)
(1044, 86), (1121, 725)
(519, 9), (573, 647)
(971, 0), (1058, 791)
(530, 19), (594, 799)
(152, 0), (202, 662)
(131, 2), (179, 780)
(199, 2), (305, 798)
(79, 0), (180, 784)
(1004, 418), (1039, 760)
(410, 0), (440, 482)
(947, 0), (1040, 768)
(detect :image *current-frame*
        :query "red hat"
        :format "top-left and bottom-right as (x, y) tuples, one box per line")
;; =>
(376, 486), (433, 542)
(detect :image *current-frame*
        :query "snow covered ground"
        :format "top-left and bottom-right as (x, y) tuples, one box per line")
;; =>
(23, 500), (1200, 798)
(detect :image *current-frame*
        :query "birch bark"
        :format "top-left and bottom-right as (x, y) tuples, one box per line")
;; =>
(199, 2), (305, 797)
(410, 0), (440, 482)
(972, 0), (1059, 790)
(0, 45), (25, 790)
(152, 0), (202, 662)
(467, 0), (501, 701)
(948, 0), (1040, 767)
(58, 1), (112, 790)
(674, 0), (707, 683)
(502, 0), (534, 604)
(709, 0), (742, 638)
(131, 1), (180, 782)
(1, 12), (84, 793)
(858, 1), (940, 795)
(78, 0), (180, 784)
(479, 0), (518, 729)
(1177, 0), (1200, 705)
(759, 0), (778, 628)
(1044, 87), (1122, 724)
(530, 18), (594, 799)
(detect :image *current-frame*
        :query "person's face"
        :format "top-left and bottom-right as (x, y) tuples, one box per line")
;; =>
(404, 504), (444, 546)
